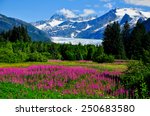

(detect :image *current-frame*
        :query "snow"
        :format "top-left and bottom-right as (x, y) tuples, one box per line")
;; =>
(77, 17), (96, 22)
(130, 17), (141, 25)
(114, 8), (150, 25)
(94, 28), (101, 32)
(36, 19), (63, 30)
(37, 24), (50, 30)
(93, 23), (111, 32)
(76, 30), (81, 33)
(116, 8), (144, 18)
(116, 8), (150, 19)
(51, 37), (102, 45)
(82, 24), (92, 31)
(71, 33), (75, 38)
(48, 19), (63, 27)
(34, 8), (150, 40)
(141, 11), (150, 18)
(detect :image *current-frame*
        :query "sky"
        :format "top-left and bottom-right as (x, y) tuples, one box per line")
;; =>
(0, 0), (150, 22)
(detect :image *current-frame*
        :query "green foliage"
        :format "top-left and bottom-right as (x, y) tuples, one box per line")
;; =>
(0, 82), (107, 99)
(0, 48), (14, 63)
(121, 61), (150, 98)
(0, 82), (64, 99)
(28, 52), (48, 62)
(103, 21), (150, 61)
(0, 48), (29, 63)
(142, 50), (150, 65)
(17, 51), (29, 62)
(41, 52), (52, 59)
(0, 35), (4, 42)
(48, 43), (62, 60)
(102, 22), (126, 59)
(0, 25), (31, 42)
(122, 21), (130, 57)
(0, 40), (115, 63)
(142, 32), (150, 51)
(127, 22), (146, 59)
(93, 54), (114, 63)
(64, 50), (76, 61)
(86, 45), (96, 60)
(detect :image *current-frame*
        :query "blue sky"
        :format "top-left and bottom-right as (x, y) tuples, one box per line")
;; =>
(0, 0), (150, 22)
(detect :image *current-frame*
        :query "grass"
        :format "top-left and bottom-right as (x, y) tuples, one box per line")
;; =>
(0, 60), (127, 72)
(0, 82), (115, 99)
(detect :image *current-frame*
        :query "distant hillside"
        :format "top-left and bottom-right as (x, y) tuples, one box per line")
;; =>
(0, 14), (50, 42)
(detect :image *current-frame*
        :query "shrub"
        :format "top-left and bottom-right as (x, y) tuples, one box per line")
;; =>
(28, 52), (48, 62)
(41, 52), (53, 59)
(142, 50), (150, 65)
(93, 54), (114, 63)
(17, 51), (29, 62)
(53, 53), (62, 60)
(0, 48), (18, 63)
(64, 50), (76, 61)
(121, 61), (150, 98)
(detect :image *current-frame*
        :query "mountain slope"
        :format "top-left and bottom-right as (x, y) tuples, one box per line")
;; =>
(143, 18), (150, 32)
(0, 14), (50, 41)
(33, 8), (150, 39)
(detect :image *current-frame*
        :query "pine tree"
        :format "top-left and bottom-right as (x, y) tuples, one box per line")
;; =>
(0, 35), (4, 42)
(0, 25), (31, 42)
(20, 25), (31, 42)
(142, 32), (150, 51)
(128, 22), (146, 59)
(122, 21), (130, 58)
(86, 45), (95, 60)
(102, 24), (112, 54)
(103, 22), (126, 59)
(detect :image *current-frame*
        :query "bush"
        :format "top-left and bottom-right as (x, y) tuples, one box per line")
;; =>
(28, 52), (48, 62)
(142, 50), (150, 65)
(0, 48), (18, 63)
(121, 61), (150, 98)
(64, 50), (76, 61)
(53, 53), (62, 60)
(93, 54), (114, 63)
(17, 51), (29, 62)
(41, 52), (53, 59)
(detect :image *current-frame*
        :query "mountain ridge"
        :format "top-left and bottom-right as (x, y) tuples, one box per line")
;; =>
(32, 8), (150, 39)
(0, 14), (50, 42)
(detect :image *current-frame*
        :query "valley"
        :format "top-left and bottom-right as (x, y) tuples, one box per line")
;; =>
(0, 6), (150, 99)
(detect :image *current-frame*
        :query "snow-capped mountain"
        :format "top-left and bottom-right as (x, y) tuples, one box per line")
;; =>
(32, 9), (96, 31)
(32, 12), (71, 30)
(32, 8), (150, 39)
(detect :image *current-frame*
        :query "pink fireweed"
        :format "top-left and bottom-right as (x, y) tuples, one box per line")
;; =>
(0, 65), (127, 98)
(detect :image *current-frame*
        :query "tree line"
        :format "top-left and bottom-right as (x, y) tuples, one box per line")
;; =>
(0, 22), (150, 63)
(103, 21), (150, 63)
(0, 25), (31, 42)
(0, 41), (115, 63)
(0, 26), (114, 63)
(102, 21), (150, 98)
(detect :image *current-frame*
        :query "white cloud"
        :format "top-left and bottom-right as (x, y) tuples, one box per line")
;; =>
(104, 3), (113, 9)
(59, 8), (77, 18)
(80, 9), (96, 17)
(124, 0), (150, 7)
